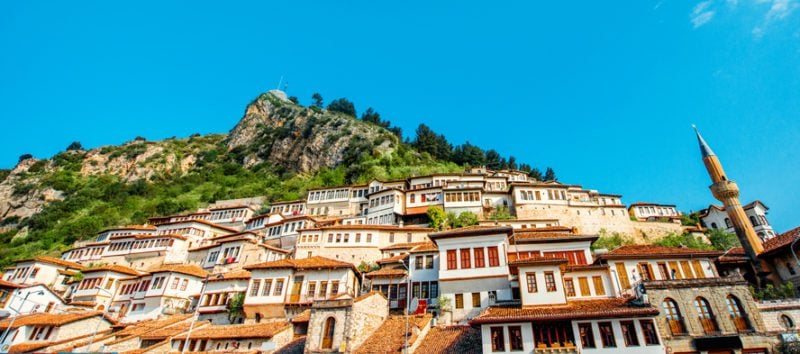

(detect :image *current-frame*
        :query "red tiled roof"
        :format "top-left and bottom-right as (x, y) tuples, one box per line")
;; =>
(365, 268), (407, 278)
(186, 321), (291, 340)
(291, 309), (311, 323)
(68, 301), (97, 307)
(565, 264), (609, 272)
(157, 219), (240, 233)
(25, 256), (85, 269)
(301, 224), (434, 232)
(429, 225), (513, 239)
(207, 270), (251, 282)
(8, 341), (54, 352)
(354, 314), (432, 354)
(508, 256), (568, 266)
(149, 264), (208, 278)
(415, 325), (481, 354)
(404, 206), (432, 215)
(761, 226), (800, 256)
(376, 254), (408, 264)
(409, 242), (438, 253)
(0, 311), (103, 329)
(98, 225), (157, 233)
(381, 242), (427, 251)
(511, 232), (597, 244)
(470, 298), (658, 324)
(259, 243), (292, 254)
(0, 279), (23, 288)
(718, 246), (749, 264)
(83, 265), (145, 276)
(140, 321), (208, 340)
(599, 245), (722, 260)
(244, 256), (358, 272)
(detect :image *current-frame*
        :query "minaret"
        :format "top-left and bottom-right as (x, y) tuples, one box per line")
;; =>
(694, 126), (765, 260)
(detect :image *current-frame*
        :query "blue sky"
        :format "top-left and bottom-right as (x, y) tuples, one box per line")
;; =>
(1, 1), (798, 231)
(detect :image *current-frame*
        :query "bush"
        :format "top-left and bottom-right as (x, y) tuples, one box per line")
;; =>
(66, 141), (83, 151)
(653, 232), (713, 250)
(18, 154), (33, 163)
(427, 206), (447, 231)
(592, 230), (634, 251)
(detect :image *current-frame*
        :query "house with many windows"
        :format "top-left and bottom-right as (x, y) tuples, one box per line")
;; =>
(0, 311), (113, 353)
(294, 225), (433, 266)
(700, 201), (776, 242)
(3, 256), (84, 293)
(109, 264), (208, 323)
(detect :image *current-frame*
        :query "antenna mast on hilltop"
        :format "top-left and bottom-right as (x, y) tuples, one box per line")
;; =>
(276, 76), (284, 90)
(276, 76), (288, 92)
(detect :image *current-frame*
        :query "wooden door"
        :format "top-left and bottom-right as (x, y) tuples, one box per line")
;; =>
(291, 276), (304, 303)
(322, 317), (335, 349)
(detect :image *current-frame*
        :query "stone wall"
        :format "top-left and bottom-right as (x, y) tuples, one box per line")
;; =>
(645, 277), (779, 353)
(757, 299), (800, 334)
(349, 294), (390, 350)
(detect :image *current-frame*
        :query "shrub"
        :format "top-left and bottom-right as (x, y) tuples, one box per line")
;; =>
(66, 141), (83, 151)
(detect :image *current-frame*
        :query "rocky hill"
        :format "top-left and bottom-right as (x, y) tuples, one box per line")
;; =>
(0, 90), (461, 266)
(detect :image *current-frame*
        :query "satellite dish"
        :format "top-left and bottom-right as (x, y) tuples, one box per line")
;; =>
(409, 297), (419, 313)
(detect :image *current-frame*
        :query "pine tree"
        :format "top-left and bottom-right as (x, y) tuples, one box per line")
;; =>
(311, 93), (324, 108)
(361, 107), (381, 124)
(508, 156), (518, 170)
(529, 168), (543, 180)
(327, 98), (356, 117)
(544, 167), (556, 181)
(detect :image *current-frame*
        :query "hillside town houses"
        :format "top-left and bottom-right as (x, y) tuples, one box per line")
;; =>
(2, 160), (800, 354)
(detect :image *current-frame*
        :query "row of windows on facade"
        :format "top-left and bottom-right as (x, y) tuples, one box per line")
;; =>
(206, 246), (241, 264)
(308, 188), (365, 202)
(209, 209), (249, 221)
(172, 339), (265, 352)
(201, 291), (238, 307)
(408, 192), (441, 204)
(446, 247), (502, 270)
(488, 319), (659, 352)
(518, 189), (568, 202)
(616, 260), (708, 290)
(107, 238), (176, 252)
(10, 266), (38, 280)
(371, 281), (439, 300)
(711, 214), (769, 230)
(117, 275), (190, 294)
(366, 213), (395, 225)
(509, 250), (588, 266)
(662, 295), (752, 335)
(68, 246), (105, 259)
(157, 227), (205, 237)
(636, 206), (677, 216)
(269, 204), (305, 214)
(248, 278), (341, 299)
(524, 272), (607, 297)
(444, 191), (481, 203)
(369, 194), (398, 208)
(97, 231), (138, 241)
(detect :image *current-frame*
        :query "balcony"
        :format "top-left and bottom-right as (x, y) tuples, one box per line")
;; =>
(534, 346), (577, 354)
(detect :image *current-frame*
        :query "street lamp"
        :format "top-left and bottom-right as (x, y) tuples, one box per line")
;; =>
(0, 290), (45, 353)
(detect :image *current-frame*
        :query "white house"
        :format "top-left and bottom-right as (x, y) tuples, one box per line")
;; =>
(700, 201), (776, 242)
(4, 256), (83, 292)
(0, 311), (113, 353)
(110, 264), (208, 323)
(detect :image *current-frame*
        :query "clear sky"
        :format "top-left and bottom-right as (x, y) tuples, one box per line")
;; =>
(1, 1), (798, 231)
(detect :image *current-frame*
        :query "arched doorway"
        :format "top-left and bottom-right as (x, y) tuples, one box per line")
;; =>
(321, 317), (335, 349)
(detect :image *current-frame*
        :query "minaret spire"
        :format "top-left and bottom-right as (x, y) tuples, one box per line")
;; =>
(693, 124), (715, 157)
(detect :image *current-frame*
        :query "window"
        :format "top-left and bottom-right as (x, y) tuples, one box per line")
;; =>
(472, 293), (481, 307)
(460, 249), (471, 268)
(274, 279), (284, 296)
(578, 277), (590, 296)
(508, 325), (523, 351)
(250, 280), (261, 296)
(592, 276), (605, 295)
(640, 320), (659, 345)
(180, 279), (188, 291)
(447, 250), (457, 270)
(781, 315), (795, 329)
(692, 260), (706, 278)
(455, 294), (464, 309)
(727, 295), (751, 332)
(425, 255), (434, 269)
(488, 246), (500, 267)
(564, 278), (575, 296)
(430, 282), (438, 298)
(615, 263), (630, 289)
(578, 323), (595, 348)
(620, 321), (639, 346)
(330, 281), (339, 295)
(526, 273), (538, 293)
(598, 322), (616, 347)
(474, 248), (485, 268)
(695, 297), (718, 334)
(638, 262), (655, 281)
(544, 272), (557, 292)
(319, 281), (328, 296)
(170, 278), (179, 290)
(415, 256), (423, 270)
(662, 298), (686, 335)
(490, 327), (505, 352)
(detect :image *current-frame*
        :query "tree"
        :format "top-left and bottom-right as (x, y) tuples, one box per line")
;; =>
(543, 167), (556, 181)
(653, 232), (713, 250)
(227, 293), (245, 323)
(361, 107), (381, 124)
(311, 93), (324, 108)
(452, 142), (485, 167)
(327, 98), (356, 117)
(707, 228), (740, 250)
(66, 141), (83, 151)
(288, 96), (299, 104)
(18, 154), (33, 163)
(680, 212), (701, 226)
(528, 168), (543, 181)
(427, 206), (447, 231)
(413, 124), (452, 161)
(485, 149), (502, 170)
(508, 156), (518, 170)
(488, 205), (514, 220)
(448, 211), (479, 229)
(518, 163), (531, 173)
(591, 229), (634, 250)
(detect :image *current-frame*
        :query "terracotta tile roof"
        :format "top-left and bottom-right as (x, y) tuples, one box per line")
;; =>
(244, 256), (358, 272)
(83, 264), (145, 276)
(511, 232), (597, 244)
(99, 225), (157, 233)
(68, 301), (97, 307)
(17, 256), (85, 270)
(291, 309), (311, 323)
(259, 243), (292, 254)
(628, 202), (677, 208)
(104, 315), (193, 345)
(404, 206), (432, 215)
(274, 336), (306, 354)
(0, 279), (23, 288)
(415, 325), (481, 354)
(366, 268), (407, 278)
(0, 311), (103, 329)
(470, 298), (658, 324)
(565, 264), (609, 272)
(149, 264), (209, 278)
(409, 242), (438, 253)
(207, 270), (251, 282)
(186, 321), (291, 340)
(157, 219), (240, 233)
(429, 225), (513, 239)
(761, 226), (800, 256)
(209, 204), (255, 211)
(302, 225), (434, 232)
(718, 246), (750, 263)
(354, 314), (432, 354)
(381, 242), (428, 251)
(140, 321), (209, 340)
(514, 226), (574, 233)
(8, 341), (54, 352)
(599, 245), (722, 260)
(376, 254), (408, 264)
(58, 269), (79, 276)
